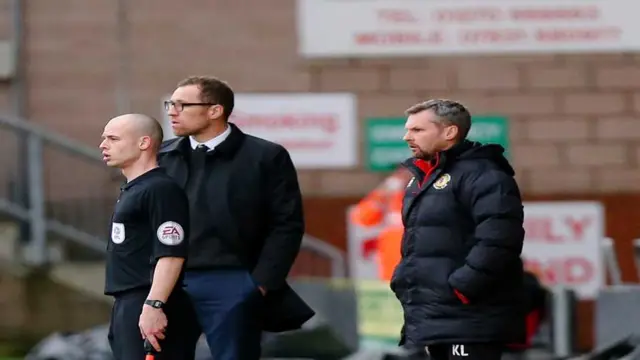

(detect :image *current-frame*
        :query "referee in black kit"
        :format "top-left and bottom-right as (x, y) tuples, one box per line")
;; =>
(100, 113), (195, 360)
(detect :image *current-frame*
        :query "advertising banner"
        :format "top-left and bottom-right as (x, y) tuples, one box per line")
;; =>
(162, 93), (358, 169)
(348, 201), (605, 299)
(298, 0), (636, 57)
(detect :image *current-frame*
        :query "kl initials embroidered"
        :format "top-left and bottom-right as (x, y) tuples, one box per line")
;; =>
(452, 345), (468, 357)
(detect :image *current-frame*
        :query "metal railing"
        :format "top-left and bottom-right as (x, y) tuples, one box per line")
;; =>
(301, 234), (347, 278)
(0, 113), (348, 277)
(0, 113), (116, 265)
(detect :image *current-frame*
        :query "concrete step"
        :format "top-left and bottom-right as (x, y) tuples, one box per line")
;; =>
(0, 221), (19, 261)
(0, 221), (108, 302)
(0, 219), (107, 302)
(49, 261), (110, 303)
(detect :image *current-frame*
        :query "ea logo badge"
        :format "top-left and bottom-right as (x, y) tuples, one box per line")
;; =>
(433, 173), (451, 190)
(157, 221), (185, 246)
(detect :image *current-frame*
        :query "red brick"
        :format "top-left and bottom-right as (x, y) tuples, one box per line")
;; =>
(513, 168), (529, 191)
(296, 170), (320, 196)
(456, 64), (520, 90)
(631, 93), (640, 113)
(318, 171), (385, 196)
(389, 67), (450, 92)
(561, 54), (632, 65)
(427, 55), (557, 68)
(593, 168), (640, 192)
(595, 66), (640, 89)
(428, 93), (490, 114)
(302, 59), (354, 68)
(595, 117), (640, 140)
(222, 64), (312, 92)
(358, 58), (428, 67)
(319, 67), (383, 92)
(0, 0), (12, 38)
(492, 54), (560, 64)
(526, 118), (590, 141)
(527, 167), (592, 194)
(561, 93), (626, 115)
(507, 118), (528, 141)
(511, 144), (561, 168)
(0, 85), (11, 110)
(486, 94), (556, 115)
(525, 66), (588, 89)
(434, 93), (556, 116)
(566, 144), (627, 166)
(44, 151), (120, 202)
(358, 94), (422, 119)
(0, 129), (20, 198)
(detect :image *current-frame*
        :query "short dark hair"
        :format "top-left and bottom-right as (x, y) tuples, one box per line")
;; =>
(177, 76), (235, 120)
(146, 115), (164, 152)
(405, 99), (472, 140)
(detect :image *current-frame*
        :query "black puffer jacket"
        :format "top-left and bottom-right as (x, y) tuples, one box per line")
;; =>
(390, 140), (526, 347)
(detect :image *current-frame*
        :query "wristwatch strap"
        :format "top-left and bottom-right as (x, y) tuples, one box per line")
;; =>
(144, 299), (164, 309)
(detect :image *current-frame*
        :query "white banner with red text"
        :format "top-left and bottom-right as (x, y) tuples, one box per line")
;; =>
(522, 201), (605, 299)
(297, 0), (638, 57)
(230, 93), (357, 169)
(347, 201), (605, 299)
(162, 93), (358, 169)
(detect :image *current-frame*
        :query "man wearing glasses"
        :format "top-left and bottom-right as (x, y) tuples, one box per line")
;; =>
(158, 76), (314, 360)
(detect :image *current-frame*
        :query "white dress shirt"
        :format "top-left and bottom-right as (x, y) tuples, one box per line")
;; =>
(189, 125), (232, 151)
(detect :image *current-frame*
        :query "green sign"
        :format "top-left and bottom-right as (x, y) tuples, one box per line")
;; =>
(356, 281), (403, 349)
(467, 116), (510, 158)
(364, 115), (509, 172)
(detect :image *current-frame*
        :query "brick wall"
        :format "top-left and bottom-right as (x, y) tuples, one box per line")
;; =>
(0, 0), (12, 108)
(7, 0), (640, 198)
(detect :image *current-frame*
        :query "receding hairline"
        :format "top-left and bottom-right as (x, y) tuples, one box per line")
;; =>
(405, 99), (447, 116)
(403, 99), (472, 139)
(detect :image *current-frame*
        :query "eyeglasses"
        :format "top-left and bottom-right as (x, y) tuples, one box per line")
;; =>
(164, 100), (217, 113)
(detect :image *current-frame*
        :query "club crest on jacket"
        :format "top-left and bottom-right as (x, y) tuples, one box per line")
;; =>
(433, 174), (451, 190)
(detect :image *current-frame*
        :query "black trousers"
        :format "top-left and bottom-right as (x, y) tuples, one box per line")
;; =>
(108, 288), (198, 360)
(402, 343), (504, 360)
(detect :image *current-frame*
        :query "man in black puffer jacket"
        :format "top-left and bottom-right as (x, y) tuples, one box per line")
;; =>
(391, 99), (526, 360)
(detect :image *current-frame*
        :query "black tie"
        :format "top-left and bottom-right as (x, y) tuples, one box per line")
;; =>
(191, 144), (209, 170)
(195, 144), (209, 153)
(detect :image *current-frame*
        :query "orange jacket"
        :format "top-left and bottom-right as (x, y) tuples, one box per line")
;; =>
(377, 190), (403, 281)
(351, 170), (410, 281)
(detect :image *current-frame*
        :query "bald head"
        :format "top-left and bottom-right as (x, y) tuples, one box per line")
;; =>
(109, 113), (164, 152)
(100, 113), (165, 169)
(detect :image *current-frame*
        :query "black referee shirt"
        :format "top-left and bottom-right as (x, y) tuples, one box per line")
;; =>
(104, 167), (189, 296)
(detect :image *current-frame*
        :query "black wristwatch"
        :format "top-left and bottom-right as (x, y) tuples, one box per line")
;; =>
(144, 299), (164, 309)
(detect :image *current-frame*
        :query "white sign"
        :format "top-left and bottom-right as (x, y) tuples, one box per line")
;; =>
(522, 201), (605, 299)
(161, 93), (358, 169)
(297, 0), (638, 57)
(347, 206), (383, 280)
(230, 93), (357, 169)
(346, 201), (606, 299)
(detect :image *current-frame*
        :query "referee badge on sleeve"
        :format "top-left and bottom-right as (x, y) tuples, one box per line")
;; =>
(111, 223), (125, 244)
(156, 221), (185, 246)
